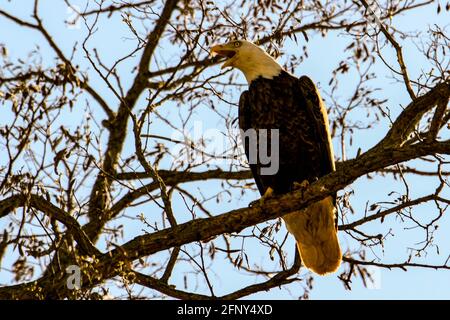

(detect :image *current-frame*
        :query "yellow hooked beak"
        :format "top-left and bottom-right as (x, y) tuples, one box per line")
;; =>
(210, 44), (238, 69)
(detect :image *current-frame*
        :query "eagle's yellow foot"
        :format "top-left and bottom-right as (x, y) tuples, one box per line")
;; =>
(293, 180), (310, 191)
(249, 187), (274, 207)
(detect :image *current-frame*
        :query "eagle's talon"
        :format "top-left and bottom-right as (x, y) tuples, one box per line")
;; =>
(293, 180), (310, 191)
(249, 199), (260, 208)
(249, 187), (274, 208)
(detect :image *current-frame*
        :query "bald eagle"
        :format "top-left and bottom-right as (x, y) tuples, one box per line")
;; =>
(211, 40), (342, 275)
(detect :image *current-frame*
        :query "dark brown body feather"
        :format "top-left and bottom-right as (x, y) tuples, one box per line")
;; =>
(239, 71), (335, 198)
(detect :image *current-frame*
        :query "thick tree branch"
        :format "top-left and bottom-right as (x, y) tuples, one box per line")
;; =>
(380, 82), (449, 147)
(428, 98), (448, 141)
(131, 271), (212, 300)
(116, 168), (253, 181)
(160, 246), (180, 283)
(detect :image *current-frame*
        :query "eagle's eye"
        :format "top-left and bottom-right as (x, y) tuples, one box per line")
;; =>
(233, 41), (241, 48)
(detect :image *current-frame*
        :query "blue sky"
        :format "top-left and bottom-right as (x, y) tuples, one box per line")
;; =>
(1, 1), (450, 299)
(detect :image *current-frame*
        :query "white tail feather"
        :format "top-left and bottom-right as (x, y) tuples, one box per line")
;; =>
(283, 196), (342, 275)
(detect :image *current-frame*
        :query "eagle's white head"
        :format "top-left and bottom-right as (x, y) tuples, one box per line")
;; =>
(210, 40), (282, 84)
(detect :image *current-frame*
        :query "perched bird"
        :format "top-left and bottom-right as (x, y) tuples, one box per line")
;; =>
(211, 40), (342, 275)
